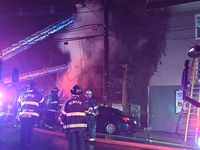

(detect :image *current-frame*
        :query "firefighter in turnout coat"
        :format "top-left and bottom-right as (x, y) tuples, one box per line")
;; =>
(85, 90), (99, 142)
(45, 87), (60, 130)
(61, 85), (89, 150)
(17, 82), (44, 146)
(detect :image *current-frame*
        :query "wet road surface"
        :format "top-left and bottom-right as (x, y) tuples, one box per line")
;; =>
(0, 123), (191, 150)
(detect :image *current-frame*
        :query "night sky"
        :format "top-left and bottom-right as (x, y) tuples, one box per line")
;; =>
(0, 0), (77, 79)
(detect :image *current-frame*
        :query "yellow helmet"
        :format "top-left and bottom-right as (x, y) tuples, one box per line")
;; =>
(85, 90), (93, 95)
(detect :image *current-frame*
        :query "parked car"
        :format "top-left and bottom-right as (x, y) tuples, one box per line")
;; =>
(96, 106), (139, 134)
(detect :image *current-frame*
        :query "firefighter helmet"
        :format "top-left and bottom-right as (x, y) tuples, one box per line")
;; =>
(85, 90), (93, 96)
(52, 87), (60, 92)
(30, 82), (36, 88)
(70, 85), (82, 95)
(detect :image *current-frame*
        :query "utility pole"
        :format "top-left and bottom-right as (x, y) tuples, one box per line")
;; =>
(75, 1), (110, 106)
(103, 0), (110, 107)
(121, 64), (129, 114)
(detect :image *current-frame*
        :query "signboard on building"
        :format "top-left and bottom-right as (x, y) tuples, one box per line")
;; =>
(175, 89), (189, 114)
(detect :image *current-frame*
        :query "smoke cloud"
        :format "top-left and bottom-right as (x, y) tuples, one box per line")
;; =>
(55, 0), (119, 98)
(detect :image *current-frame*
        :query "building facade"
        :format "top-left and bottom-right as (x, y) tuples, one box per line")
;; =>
(149, 1), (200, 131)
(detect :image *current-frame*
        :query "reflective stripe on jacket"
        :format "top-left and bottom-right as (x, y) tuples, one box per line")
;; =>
(19, 111), (39, 117)
(18, 88), (43, 118)
(86, 98), (99, 116)
(63, 123), (87, 129)
(46, 93), (59, 112)
(62, 96), (89, 131)
(66, 112), (86, 116)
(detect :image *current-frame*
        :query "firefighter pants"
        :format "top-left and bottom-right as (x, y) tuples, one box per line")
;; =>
(66, 129), (86, 150)
(45, 111), (56, 129)
(87, 117), (97, 139)
(20, 116), (36, 145)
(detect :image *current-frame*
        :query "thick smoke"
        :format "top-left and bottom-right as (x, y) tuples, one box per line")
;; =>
(54, 0), (154, 112)
(55, 0), (119, 98)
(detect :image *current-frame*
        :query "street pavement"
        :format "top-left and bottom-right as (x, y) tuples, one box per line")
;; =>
(0, 122), (199, 150)
(0, 123), (164, 150)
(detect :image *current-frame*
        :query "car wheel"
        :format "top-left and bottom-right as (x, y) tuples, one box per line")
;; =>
(105, 122), (117, 134)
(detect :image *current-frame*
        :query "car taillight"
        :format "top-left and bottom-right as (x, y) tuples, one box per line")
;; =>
(122, 117), (130, 121)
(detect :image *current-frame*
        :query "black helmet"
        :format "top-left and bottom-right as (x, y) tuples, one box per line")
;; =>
(52, 87), (60, 92)
(70, 85), (82, 95)
(29, 82), (36, 89)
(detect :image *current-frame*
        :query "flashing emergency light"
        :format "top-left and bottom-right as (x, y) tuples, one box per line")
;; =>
(0, 93), (2, 107)
(0, 92), (3, 98)
(197, 137), (200, 147)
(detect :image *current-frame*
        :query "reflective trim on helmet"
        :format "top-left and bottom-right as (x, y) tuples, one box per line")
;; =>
(22, 101), (39, 106)
(66, 112), (85, 116)
(85, 90), (92, 95)
(63, 123), (87, 129)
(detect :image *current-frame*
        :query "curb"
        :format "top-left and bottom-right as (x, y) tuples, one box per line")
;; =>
(33, 127), (198, 150)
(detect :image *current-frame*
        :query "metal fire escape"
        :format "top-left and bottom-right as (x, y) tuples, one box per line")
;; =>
(0, 16), (74, 82)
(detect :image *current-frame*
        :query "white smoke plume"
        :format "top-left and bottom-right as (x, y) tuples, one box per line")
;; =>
(55, 0), (119, 98)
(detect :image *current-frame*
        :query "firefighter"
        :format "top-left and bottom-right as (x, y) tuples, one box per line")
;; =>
(61, 85), (88, 150)
(35, 89), (46, 127)
(45, 87), (60, 130)
(85, 90), (99, 142)
(17, 82), (44, 146)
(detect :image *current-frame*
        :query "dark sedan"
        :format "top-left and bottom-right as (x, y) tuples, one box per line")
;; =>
(96, 106), (139, 134)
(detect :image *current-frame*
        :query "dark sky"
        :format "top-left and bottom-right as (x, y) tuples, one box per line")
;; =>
(0, 0), (78, 49)
(0, 0), (79, 79)
(147, 0), (200, 9)
(0, 0), (195, 78)
(0, 0), (86, 97)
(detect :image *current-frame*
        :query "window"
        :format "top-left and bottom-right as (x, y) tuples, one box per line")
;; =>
(195, 14), (200, 40)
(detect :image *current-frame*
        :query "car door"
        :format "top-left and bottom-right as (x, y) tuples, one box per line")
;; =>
(96, 107), (112, 132)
